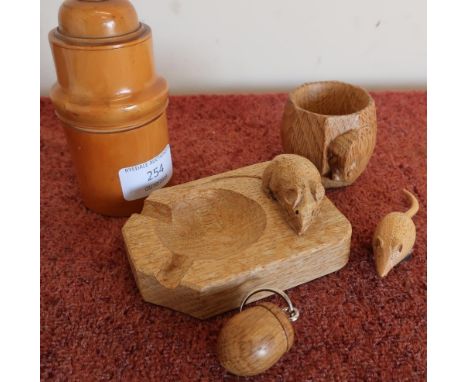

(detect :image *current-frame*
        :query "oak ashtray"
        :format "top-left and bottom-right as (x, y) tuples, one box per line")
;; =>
(122, 161), (351, 319)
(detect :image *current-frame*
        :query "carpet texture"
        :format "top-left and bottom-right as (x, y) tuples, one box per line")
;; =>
(41, 91), (427, 381)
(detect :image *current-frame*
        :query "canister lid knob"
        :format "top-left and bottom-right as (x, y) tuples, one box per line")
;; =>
(58, 0), (140, 38)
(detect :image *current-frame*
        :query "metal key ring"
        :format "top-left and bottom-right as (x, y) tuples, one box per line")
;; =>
(239, 287), (300, 322)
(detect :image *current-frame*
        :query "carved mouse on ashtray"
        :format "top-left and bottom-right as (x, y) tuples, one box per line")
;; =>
(262, 154), (325, 235)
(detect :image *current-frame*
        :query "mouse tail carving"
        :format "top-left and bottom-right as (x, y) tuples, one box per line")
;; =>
(321, 176), (353, 189)
(403, 189), (419, 218)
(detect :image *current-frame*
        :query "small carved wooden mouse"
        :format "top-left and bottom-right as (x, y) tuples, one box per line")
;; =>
(262, 154), (325, 235)
(373, 189), (419, 277)
(323, 127), (376, 188)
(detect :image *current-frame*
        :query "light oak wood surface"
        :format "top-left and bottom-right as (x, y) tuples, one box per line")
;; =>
(217, 302), (295, 376)
(281, 81), (377, 188)
(122, 161), (352, 319)
(262, 154), (325, 235)
(373, 190), (419, 277)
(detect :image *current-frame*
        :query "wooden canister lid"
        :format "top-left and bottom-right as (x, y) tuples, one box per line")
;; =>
(58, 0), (140, 39)
(50, 0), (169, 132)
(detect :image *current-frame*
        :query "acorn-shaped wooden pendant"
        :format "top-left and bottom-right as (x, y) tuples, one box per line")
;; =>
(217, 288), (299, 377)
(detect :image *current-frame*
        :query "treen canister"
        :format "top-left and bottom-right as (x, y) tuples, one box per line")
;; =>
(49, 0), (172, 216)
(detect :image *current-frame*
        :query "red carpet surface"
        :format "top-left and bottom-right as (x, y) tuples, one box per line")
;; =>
(40, 91), (426, 381)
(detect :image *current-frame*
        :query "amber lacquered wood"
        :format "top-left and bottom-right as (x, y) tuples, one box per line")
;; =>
(58, 0), (140, 38)
(281, 81), (377, 188)
(122, 161), (351, 319)
(63, 114), (169, 216)
(49, 0), (170, 216)
(373, 190), (419, 277)
(217, 302), (295, 376)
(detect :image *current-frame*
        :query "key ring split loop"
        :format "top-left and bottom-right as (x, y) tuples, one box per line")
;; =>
(239, 287), (300, 322)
